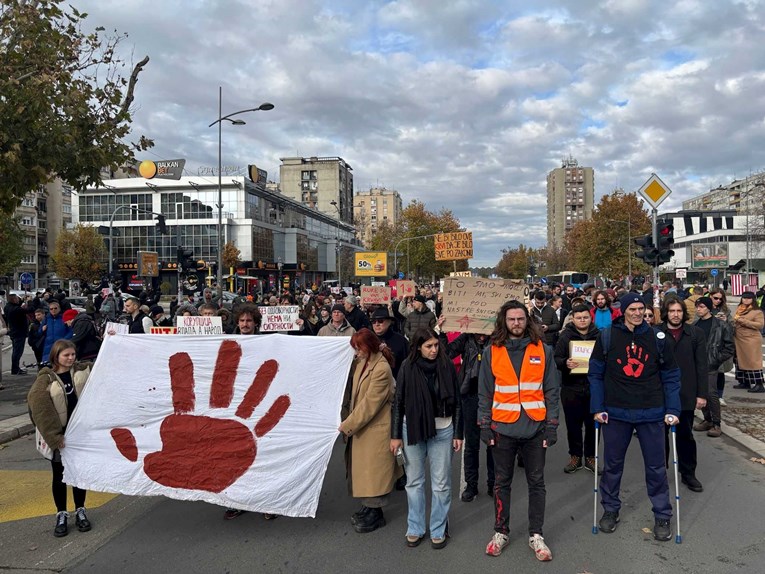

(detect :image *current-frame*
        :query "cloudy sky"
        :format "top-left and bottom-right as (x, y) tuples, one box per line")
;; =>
(74, 0), (765, 267)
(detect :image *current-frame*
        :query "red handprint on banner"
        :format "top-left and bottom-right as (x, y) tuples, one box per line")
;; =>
(110, 340), (290, 493)
(616, 344), (649, 378)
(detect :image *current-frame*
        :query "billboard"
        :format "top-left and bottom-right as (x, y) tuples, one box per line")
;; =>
(354, 252), (387, 277)
(138, 159), (186, 180)
(435, 232), (473, 261)
(691, 244), (728, 269)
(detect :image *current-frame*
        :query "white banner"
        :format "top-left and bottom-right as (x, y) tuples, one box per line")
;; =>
(63, 334), (355, 517)
(257, 305), (300, 332)
(175, 315), (223, 334)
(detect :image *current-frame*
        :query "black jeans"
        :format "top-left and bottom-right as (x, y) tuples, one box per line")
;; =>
(51, 458), (86, 512)
(664, 410), (696, 477)
(492, 429), (546, 536)
(11, 335), (25, 373)
(461, 394), (495, 489)
(701, 373), (721, 425)
(561, 386), (595, 458)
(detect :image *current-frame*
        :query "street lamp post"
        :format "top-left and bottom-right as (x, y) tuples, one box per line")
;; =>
(330, 200), (342, 286)
(393, 234), (438, 280)
(277, 257), (283, 296)
(209, 87), (273, 305)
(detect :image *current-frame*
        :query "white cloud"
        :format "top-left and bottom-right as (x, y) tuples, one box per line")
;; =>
(71, 0), (765, 267)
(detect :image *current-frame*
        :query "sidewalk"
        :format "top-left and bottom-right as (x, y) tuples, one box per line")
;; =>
(0, 370), (36, 444)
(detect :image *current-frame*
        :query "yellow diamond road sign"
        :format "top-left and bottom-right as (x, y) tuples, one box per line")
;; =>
(638, 173), (672, 209)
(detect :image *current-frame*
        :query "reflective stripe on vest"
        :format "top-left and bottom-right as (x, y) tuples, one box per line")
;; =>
(490, 341), (547, 423)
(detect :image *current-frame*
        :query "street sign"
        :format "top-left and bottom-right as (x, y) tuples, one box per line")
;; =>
(710, 268), (718, 277)
(449, 271), (472, 277)
(675, 268), (687, 279)
(19, 272), (32, 286)
(398, 271), (405, 279)
(638, 173), (672, 209)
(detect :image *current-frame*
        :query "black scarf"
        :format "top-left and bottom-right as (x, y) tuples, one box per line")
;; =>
(403, 356), (457, 445)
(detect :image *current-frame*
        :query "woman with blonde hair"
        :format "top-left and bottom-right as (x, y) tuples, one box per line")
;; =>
(27, 339), (93, 537)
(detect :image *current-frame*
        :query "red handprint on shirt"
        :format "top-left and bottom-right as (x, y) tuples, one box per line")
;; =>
(616, 345), (650, 378)
(110, 340), (290, 493)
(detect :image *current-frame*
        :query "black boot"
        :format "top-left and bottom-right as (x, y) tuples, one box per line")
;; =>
(54, 511), (69, 537)
(748, 383), (765, 393)
(354, 507), (385, 533)
(350, 505), (371, 525)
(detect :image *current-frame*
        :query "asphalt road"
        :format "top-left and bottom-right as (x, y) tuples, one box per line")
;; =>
(1, 423), (764, 574)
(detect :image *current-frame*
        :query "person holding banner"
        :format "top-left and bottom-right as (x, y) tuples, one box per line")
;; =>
(27, 339), (93, 537)
(391, 328), (463, 549)
(339, 329), (400, 533)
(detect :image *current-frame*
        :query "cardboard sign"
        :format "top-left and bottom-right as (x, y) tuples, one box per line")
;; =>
(176, 316), (224, 335)
(435, 232), (473, 261)
(150, 326), (178, 335)
(569, 340), (595, 374)
(258, 305), (300, 332)
(397, 280), (416, 298)
(441, 278), (528, 334)
(361, 286), (391, 306)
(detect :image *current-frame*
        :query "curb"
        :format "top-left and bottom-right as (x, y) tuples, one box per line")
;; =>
(0, 414), (34, 445)
(694, 410), (765, 459)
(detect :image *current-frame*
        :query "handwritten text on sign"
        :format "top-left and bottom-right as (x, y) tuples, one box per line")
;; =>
(441, 277), (528, 334)
(258, 305), (300, 332)
(176, 316), (223, 335)
(435, 232), (473, 261)
(396, 280), (416, 298)
(361, 286), (391, 306)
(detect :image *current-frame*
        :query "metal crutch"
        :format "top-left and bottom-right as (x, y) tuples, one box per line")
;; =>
(592, 420), (600, 534)
(669, 420), (682, 544)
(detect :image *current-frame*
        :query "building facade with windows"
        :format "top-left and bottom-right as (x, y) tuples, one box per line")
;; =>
(73, 175), (357, 294)
(682, 171), (765, 213)
(278, 156), (354, 224)
(546, 157), (595, 250)
(354, 187), (403, 247)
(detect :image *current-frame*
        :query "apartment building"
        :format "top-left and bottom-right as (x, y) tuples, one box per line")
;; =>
(546, 157), (595, 250)
(354, 187), (403, 247)
(278, 156), (354, 224)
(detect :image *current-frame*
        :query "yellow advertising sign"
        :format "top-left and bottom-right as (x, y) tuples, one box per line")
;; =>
(435, 232), (473, 261)
(354, 252), (388, 277)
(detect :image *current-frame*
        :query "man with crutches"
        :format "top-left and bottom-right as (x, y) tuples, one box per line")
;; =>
(588, 293), (681, 542)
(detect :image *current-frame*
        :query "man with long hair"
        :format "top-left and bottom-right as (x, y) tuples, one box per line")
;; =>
(478, 300), (560, 561)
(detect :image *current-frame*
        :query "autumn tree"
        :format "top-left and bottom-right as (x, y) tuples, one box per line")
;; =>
(0, 1), (152, 215)
(0, 217), (24, 277)
(536, 244), (569, 275)
(566, 191), (652, 278)
(222, 241), (241, 269)
(496, 244), (539, 279)
(51, 224), (107, 284)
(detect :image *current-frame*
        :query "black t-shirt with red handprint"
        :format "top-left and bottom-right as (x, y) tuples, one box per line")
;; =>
(603, 324), (665, 409)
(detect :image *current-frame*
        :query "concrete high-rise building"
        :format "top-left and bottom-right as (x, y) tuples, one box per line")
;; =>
(683, 170), (765, 214)
(279, 156), (354, 224)
(546, 157), (595, 250)
(354, 187), (403, 247)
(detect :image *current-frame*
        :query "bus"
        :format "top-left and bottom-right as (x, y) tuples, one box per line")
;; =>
(544, 271), (589, 289)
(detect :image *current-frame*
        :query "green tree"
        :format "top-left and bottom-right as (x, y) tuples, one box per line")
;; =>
(0, 1), (152, 215)
(0, 217), (25, 277)
(51, 224), (106, 284)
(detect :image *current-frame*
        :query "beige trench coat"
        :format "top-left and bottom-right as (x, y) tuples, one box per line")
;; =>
(339, 352), (400, 498)
(733, 307), (764, 370)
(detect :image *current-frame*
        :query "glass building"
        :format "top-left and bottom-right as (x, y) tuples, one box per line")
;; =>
(73, 175), (358, 293)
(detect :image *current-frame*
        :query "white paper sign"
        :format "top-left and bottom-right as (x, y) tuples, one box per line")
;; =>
(176, 315), (223, 335)
(104, 322), (129, 339)
(257, 305), (300, 332)
(62, 334), (355, 517)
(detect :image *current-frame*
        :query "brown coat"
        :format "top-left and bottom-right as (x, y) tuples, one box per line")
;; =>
(733, 307), (765, 370)
(340, 352), (400, 498)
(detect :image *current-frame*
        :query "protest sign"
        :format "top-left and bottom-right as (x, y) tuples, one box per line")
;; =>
(104, 322), (129, 339)
(397, 280), (416, 298)
(62, 334), (355, 518)
(176, 316), (223, 335)
(441, 277), (529, 334)
(569, 340), (595, 374)
(361, 286), (391, 306)
(258, 305), (300, 332)
(150, 326), (177, 334)
(435, 232), (473, 261)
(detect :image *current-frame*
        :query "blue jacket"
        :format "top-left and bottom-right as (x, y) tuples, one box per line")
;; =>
(588, 318), (680, 423)
(42, 314), (72, 363)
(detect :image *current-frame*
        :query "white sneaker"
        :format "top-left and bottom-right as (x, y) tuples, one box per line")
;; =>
(486, 532), (509, 556)
(529, 533), (552, 561)
(719, 398), (727, 406)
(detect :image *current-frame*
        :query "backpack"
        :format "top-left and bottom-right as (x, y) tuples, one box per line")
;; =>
(599, 325), (666, 366)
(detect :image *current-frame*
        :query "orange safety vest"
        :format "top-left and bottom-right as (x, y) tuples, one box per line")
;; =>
(491, 341), (547, 423)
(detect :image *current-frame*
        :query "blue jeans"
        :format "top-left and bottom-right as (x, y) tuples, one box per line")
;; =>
(402, 421), (454, 539)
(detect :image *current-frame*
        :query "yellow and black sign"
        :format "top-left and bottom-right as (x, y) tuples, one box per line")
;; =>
(435, 232), (473, 261)
(355, 252), (387, 277)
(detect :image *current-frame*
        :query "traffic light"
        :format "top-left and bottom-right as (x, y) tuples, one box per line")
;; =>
(656, 221), (674, 264)
(177, 246), (195, 271)
(156, 214), (168, 235)
(634, 234), (658, 265)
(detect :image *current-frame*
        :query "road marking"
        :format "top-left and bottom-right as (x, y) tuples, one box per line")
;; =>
(0, 470), (117, 523)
